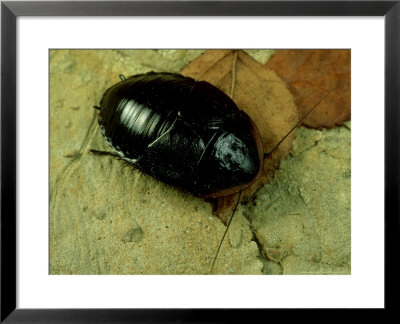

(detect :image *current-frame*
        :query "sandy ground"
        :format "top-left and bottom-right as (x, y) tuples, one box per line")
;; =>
(49, 50), (350, 275)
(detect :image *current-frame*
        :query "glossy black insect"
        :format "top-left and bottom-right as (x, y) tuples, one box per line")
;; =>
(96, 72), (264, 199)
(94, 71), (325, 273)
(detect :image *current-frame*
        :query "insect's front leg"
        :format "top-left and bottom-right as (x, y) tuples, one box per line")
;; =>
(89, 149), (120, 158)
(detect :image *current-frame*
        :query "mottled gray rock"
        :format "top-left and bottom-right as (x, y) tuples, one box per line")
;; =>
(246, 123), (351, 275)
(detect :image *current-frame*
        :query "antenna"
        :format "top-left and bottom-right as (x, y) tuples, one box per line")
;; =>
(208, 191), (242, 274)
(264, 92), (331, 159)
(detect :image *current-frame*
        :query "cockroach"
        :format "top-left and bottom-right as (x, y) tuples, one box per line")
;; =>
(92, 71), (326, 274)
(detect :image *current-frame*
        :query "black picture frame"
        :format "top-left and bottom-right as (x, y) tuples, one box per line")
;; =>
(1, 0), (398, 322)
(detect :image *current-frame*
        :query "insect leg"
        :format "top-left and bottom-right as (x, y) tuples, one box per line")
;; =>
(89, 149), (120, 158)
(89, 149), (138, 171)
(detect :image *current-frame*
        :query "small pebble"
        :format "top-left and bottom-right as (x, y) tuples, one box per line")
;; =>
(93, 207), (107, 220)
(266, 248), (282, 263)
(122, 227), (143, 243)
(229, 227), (243, 248)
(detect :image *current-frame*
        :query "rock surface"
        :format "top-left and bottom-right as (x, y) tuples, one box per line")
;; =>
(50, 50), (350, 275)
(248, 123), (351, 274)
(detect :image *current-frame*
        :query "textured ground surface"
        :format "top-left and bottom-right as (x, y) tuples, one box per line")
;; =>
(49, 50), (351, 275)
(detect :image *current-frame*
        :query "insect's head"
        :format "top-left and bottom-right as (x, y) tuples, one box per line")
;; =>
(197, 113), (264, 198)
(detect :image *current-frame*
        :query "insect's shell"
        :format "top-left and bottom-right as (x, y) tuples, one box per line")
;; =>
(98, 72), (264, 198)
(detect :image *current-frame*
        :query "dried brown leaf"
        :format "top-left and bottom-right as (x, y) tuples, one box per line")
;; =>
(266, 49), (351, 128)
(181, 50), (298, 220)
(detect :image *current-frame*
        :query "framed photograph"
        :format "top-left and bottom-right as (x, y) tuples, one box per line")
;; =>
(1, 0), (398, 321)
